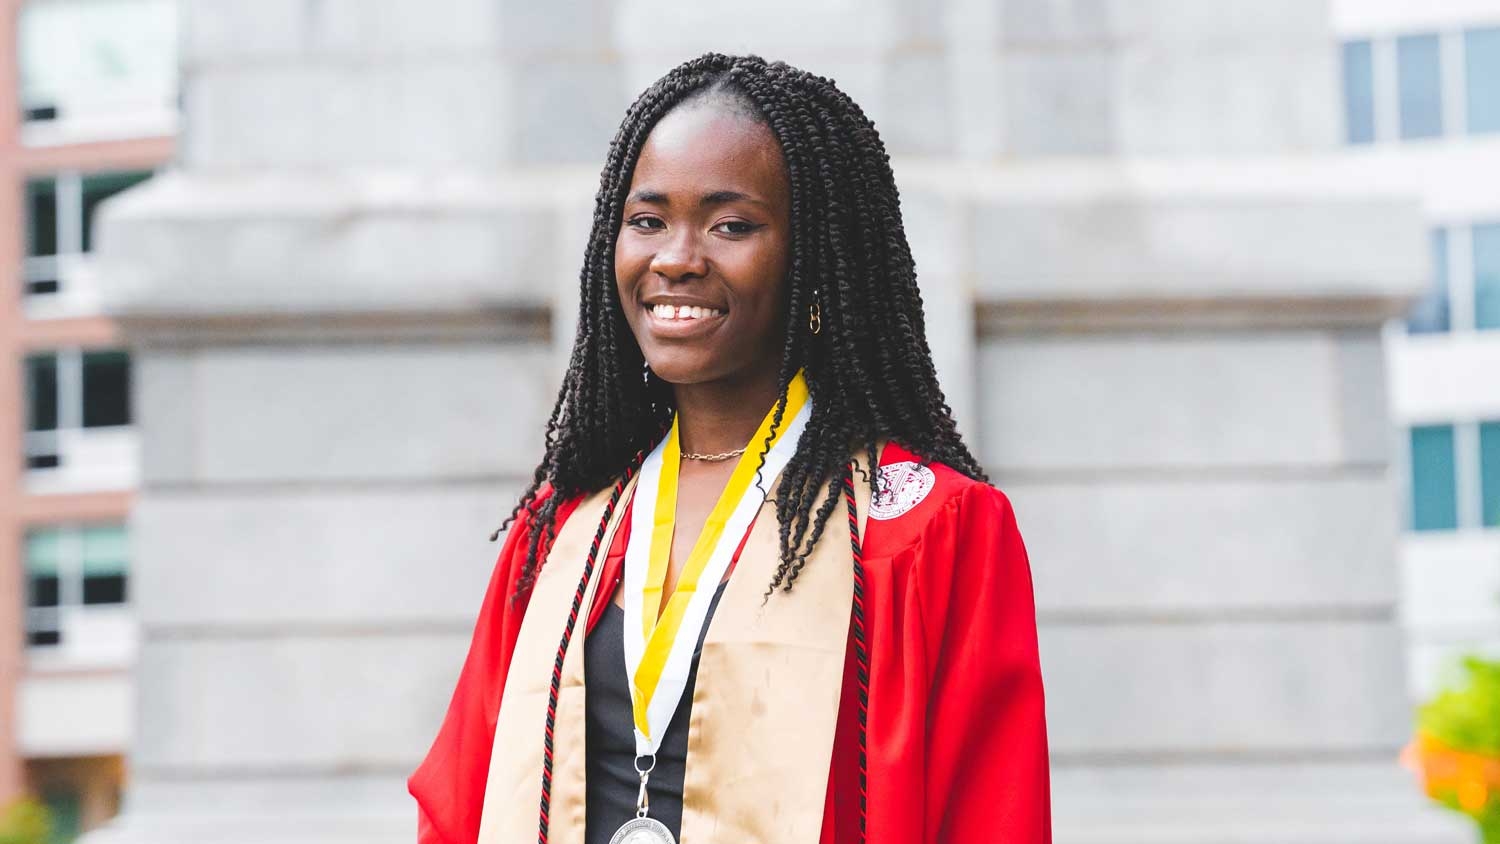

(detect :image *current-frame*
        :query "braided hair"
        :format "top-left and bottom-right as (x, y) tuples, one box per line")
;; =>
(494, 52), (985, 599)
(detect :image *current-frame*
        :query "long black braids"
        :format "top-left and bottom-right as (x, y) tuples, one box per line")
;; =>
(492, 53), (985, 599)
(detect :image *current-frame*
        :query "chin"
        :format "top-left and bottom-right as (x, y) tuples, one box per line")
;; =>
(641, 347), (734, 386)
(644, 360), (714, 385)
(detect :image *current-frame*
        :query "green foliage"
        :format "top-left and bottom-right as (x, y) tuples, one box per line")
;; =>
(0, 798), (52, 844)
(1416, 655), (1500, 842)
(1419, 656), (1500, 754)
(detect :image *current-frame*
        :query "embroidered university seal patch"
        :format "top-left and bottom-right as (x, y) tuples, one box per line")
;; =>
(870, 461), (936, 521)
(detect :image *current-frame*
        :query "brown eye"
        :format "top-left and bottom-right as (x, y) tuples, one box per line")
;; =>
(627, 216), (665, 230)
(713, 220), (759, 235)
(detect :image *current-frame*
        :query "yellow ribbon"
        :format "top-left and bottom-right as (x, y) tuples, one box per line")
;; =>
(631, 371), (810, 740)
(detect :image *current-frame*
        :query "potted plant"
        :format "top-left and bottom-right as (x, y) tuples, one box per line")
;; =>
(1404, 655), (1500, 843)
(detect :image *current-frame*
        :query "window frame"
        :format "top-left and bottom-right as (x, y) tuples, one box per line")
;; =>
(1406, 221), (1500, 336)
(1407, 418), (1500, 534)
(23, 347), (133, 474)
(22, 168), (153, 303)
(24, 523), (131, 650)
(1340, 22), (1500, 145)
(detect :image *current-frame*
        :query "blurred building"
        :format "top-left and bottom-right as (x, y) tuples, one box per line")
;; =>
(1330, 0), (1500, 701)
(1, 0), (177, 840)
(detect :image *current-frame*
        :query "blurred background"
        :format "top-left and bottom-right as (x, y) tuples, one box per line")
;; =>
(1, 0), (1498, 842)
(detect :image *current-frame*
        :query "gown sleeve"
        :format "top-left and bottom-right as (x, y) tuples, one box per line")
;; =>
(408, 490), (572, 844)
(917, 482), (1051, 843)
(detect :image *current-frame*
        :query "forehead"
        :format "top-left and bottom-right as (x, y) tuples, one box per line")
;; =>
(629, 104), (789, 199)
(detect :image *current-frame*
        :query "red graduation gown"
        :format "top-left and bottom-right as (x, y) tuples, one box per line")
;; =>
(408, 441), (1052, 843)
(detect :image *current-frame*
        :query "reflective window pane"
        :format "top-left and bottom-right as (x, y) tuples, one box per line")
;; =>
(24, 354), (57, 432)
(81, 524), (127, 575)
(1411, 425), (1458, 531)
(1343, 40), (1376, 144)
(82, 350), (130, 427)
(24, 529), (61, 576)
(1466, 27), (1500, 134)
(1482, 421), (1500, 528)
(81, 170), (151, 252)
(1476, 223), (1500, 331)
(24, 530), (62, 609)
(25, 178), (56, 257)
(1398, 34), (1444, 139)
(1409, 228), (1451, 333)
(81, 524), (128, 605)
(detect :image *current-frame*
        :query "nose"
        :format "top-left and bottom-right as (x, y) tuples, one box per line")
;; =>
(648, 226), (709, 282)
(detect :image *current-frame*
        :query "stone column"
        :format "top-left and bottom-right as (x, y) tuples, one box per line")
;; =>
(85, 1), (615, 840)
(85, 0), (1471, 841)
(918, 0), (1467, 839)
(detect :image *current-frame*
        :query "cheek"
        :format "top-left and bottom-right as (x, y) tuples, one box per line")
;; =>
(734, 248), (790, 343)
(613, 237), (642, 302)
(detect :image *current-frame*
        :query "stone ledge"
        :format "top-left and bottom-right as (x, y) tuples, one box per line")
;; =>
(901, 154), (1426, 307)
(96, 160), (1425, 323)
(93, 168), (597, 319)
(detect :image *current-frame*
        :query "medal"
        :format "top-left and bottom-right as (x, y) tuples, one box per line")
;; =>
(608, 755), (677, 844)
(608, 818), (675, 844)
(614, 371), (812, 837)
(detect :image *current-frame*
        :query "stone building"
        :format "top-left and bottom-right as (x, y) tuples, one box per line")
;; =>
(72, 0), (1470, 841)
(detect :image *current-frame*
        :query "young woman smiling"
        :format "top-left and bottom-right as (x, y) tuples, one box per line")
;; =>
(409, 53), (1052, 844)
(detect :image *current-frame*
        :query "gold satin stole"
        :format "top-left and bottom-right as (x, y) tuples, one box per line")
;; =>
(478, 460), (873, 844)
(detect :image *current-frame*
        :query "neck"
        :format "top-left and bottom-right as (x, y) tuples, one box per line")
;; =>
(673, 367), (785, 456)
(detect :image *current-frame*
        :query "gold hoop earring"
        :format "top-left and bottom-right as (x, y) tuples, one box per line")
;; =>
(808, 301), (822, 335)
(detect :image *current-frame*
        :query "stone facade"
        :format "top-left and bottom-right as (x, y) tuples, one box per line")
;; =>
(85, 0), (1468, 841)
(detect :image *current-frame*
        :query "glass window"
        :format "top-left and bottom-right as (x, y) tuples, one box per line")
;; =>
(25, 177), (57, 257)
(1476, 223), (1500, 331)
(1411, 425), (1458, 531)
(25, 530), (61, 609)
(82, 350), (130, 428)
(81, 170), (150, 252)
(1398, 34), (1444, 139)
(19, 0), (179, 128)
(1467, 27), (1500, 134)
(1481, 421), (1500, 529)
(24, 354), (58, 432)
(1343, 40), (1376, 144)
(81, 524), (128, 605)
(1410, 228), (1451, 333)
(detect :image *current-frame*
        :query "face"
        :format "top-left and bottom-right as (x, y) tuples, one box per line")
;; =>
(614, 101), (792, 388)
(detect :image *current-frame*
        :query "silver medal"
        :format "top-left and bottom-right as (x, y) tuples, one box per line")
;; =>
(609, 755), (676, 844)
(608, 816), (676, 844)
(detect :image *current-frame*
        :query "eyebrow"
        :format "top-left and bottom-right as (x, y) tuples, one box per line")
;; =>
(627, 189), (766, 208)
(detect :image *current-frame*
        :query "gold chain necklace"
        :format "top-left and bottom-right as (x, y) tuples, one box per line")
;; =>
(680, 447), (746, 462)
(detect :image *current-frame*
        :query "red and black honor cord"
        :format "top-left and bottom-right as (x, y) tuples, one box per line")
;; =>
(536, 460), (871, 844)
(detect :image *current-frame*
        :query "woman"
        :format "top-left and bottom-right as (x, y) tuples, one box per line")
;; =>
(409, 53), (1051, 844)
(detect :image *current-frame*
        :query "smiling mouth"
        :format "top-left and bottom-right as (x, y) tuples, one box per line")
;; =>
(648, 303), (725, 321)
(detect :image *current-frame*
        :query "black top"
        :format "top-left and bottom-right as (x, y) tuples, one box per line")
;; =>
(584, 580), (730, 843)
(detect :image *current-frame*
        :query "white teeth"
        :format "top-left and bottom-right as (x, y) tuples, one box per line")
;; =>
(649, 304), (723, 320)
